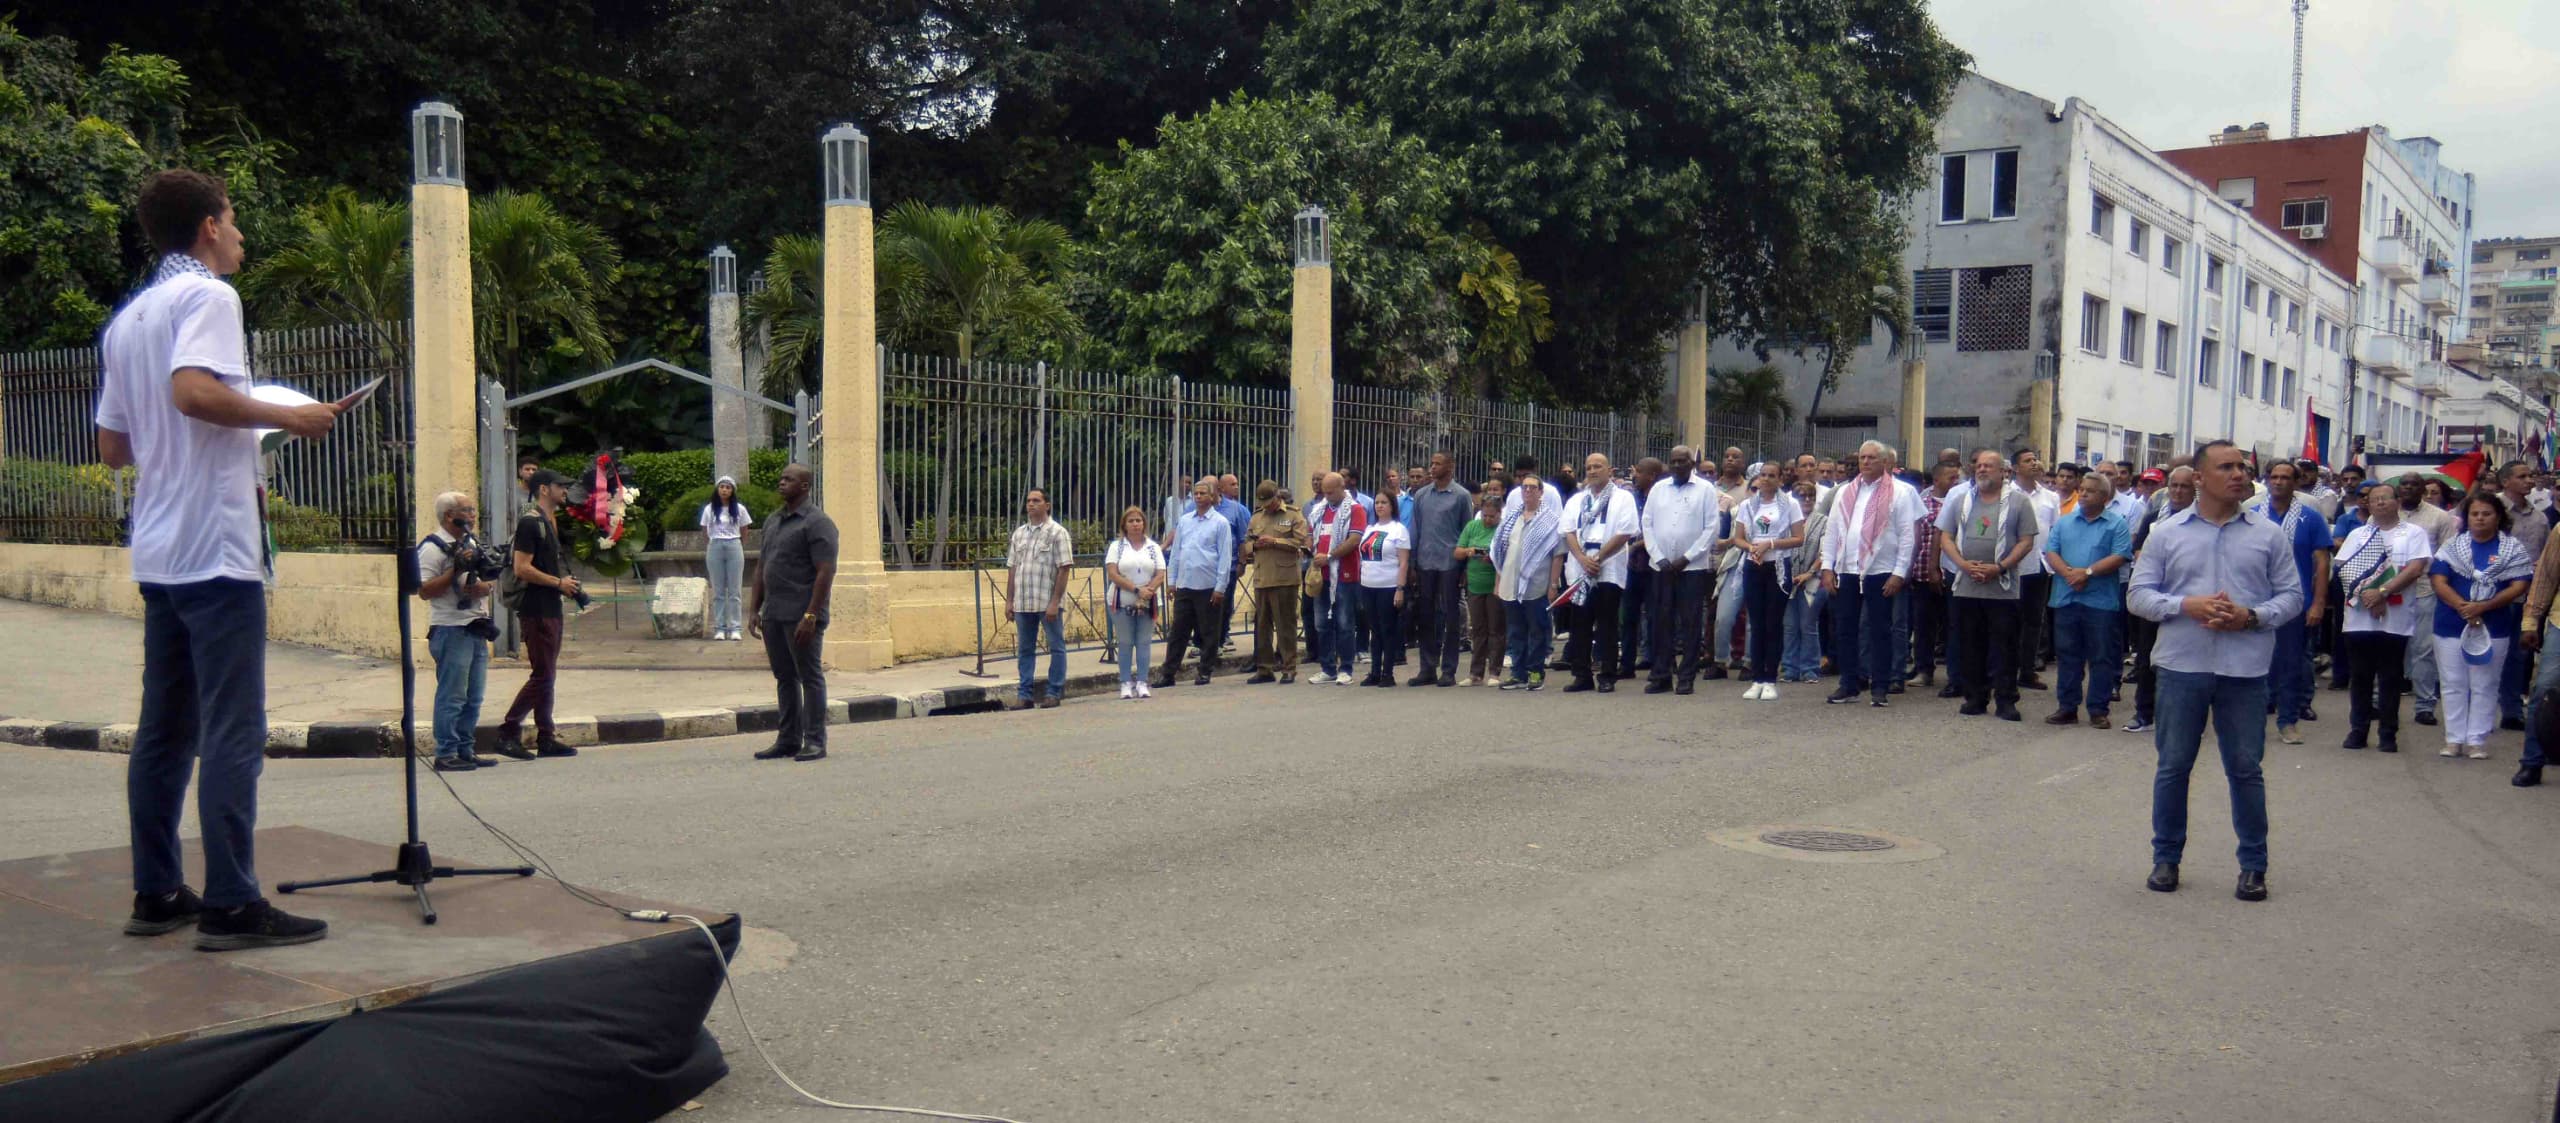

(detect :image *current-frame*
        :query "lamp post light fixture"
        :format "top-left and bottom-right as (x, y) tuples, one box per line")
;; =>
(1294, 205), (1329, 268)
(710, 244), (738, 296)
(411, 101), (464, 186)
(747, 269), (767, 297)
(823, 124), (871, 208)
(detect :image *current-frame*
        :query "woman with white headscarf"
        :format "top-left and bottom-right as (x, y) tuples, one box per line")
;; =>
(2426, 492), (2531, 758)
(699, 475), (753, 640)
(1490, 474), (1564, 690)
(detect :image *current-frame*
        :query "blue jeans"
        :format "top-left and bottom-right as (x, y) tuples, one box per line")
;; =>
(706, 537), (745, 633)
(1316, 579), (1360, 677)
(1014, 611), (1067, 700)
(1713, 563), (1746, 668)
(2151, 669), (2270, 872)
(2499, 641), (2531, 723)
(1829, 573), (1897, 700)
(132, 579), (268, 908)
(428, 623), (490, 761)
(2522, 643), (2560, 767)
(1504, 597), (1553, 682)
(1889, 584), (1913, 685)
(1783, 581), (1826, 680)
(2271, 617), (2311, 724)
(1111, 606), (1155, 685)
(2053, 603), (2121, 717)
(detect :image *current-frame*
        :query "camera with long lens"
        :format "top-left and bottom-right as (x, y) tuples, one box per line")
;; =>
(444, 531), (510, 614)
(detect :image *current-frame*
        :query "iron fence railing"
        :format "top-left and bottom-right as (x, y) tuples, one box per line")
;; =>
(963, 554), (1277, 678)
(0, 322), (412, 549)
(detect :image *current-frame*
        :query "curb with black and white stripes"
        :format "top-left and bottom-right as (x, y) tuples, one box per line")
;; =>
(0, 668), (1129, 759)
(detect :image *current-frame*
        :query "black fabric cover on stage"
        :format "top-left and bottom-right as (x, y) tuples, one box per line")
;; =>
(0, 914), (741, 1123)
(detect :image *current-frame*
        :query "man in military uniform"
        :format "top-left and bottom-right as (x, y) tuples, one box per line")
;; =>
(1244, 480), (1311, 683)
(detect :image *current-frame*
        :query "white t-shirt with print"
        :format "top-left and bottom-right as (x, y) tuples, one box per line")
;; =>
(2338, 521), (2433, 636)
(94, 274), (263, 585)
(1357, 522), (1411, 589)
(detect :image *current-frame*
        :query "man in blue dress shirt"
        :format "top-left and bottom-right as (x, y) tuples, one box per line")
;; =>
(2127, 441), (2303, 903)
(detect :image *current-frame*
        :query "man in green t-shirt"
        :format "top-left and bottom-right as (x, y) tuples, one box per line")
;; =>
(1455, 494), (1505, 685)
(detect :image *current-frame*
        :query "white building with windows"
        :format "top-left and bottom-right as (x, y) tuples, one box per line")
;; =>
(1710, 73), (2353, 470)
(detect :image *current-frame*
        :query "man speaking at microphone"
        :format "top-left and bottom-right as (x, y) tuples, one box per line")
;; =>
(96, 169), (340, 950)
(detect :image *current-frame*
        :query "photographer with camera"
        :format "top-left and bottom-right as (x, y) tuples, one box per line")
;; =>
(495, 469), (583, 761)
(418, 492), (505, 772)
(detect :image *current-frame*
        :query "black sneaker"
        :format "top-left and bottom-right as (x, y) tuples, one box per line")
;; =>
(432, 756), (478, 772)
(196, 900), (328, 951)
(461, 752), (498, 768)
(2503, 715), (2527, 732)
(535, 739), (578, 758)
(2414, 711), (2437, 727)
(753, 743), (796, 760)
(487, 735), (537, 761)
(125, 886), (204, 936)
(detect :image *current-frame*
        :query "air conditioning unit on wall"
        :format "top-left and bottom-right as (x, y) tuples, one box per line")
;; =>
(2296, 224), (2326, 241)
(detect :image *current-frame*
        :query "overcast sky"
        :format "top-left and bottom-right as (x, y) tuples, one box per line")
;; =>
(1928, 0), (2559, 240)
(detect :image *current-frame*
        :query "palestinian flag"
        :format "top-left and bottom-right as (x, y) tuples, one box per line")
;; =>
(2402, 448), (2486, 496)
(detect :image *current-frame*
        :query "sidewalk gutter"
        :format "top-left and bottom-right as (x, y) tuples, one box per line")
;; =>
(0, 667), (1133, 759)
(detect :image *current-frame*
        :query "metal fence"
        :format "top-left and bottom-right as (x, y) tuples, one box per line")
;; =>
(0, 322), (412, 549)
(880, 352), (1290, 568)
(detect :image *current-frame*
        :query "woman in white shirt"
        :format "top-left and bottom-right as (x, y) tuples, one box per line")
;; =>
(2335, 483), (2433, 752)
(698, 476), (754, 640)
(1727, 461), (1806, 699)
(1356, 496), (1412, 686)
(1103, 506), (1167, 699)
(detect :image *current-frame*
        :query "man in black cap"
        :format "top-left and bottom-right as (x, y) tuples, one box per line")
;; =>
(495, 468), (582, 760)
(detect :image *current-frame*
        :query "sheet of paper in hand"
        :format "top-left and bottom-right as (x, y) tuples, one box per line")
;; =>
(252, 377), (383, 453)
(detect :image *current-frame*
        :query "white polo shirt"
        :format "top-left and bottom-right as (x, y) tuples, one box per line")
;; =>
(94, 271), (264, 585)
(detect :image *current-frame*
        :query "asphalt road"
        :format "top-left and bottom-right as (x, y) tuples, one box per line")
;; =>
(6, 673), (2558, 1121)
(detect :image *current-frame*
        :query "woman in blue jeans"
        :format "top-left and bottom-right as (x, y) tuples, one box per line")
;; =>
(1490, 475), (1563, 689)
(698, 475), (753, 640)
(1102, 507), (1165, 699)
(1782, 480), (1829, 681)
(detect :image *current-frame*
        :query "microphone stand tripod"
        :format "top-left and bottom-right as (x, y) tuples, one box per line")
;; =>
(278, 374), (533, 924)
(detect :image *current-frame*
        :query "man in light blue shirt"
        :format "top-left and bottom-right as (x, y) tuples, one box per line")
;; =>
(2254, 460), (2334, 745)
(1211, 474), (1253, 655)
(1155, 480), (1235, 689)
(2127, 441), (2303, 903)
(2043, 474), (2133, 728)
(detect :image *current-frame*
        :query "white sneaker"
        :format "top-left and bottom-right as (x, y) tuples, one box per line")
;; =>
(1119, 683), (1134, 700)
(1337, 673), (1355, 685)
(1761, 683), (1779, 702)
(1309, 671), (1334, 684)
(1135, 682), (1152, 699)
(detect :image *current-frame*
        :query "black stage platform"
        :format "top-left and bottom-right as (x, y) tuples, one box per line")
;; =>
(0, 826), (738, 1121)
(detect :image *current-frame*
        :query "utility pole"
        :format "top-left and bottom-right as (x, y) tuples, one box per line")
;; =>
(2291, 0), (2309, 138)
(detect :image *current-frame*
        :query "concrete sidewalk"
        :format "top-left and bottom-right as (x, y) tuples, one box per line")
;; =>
(0, 599), (1139, 757)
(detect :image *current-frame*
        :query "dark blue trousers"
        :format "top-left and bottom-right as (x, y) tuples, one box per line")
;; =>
(132, 579), (268, 908)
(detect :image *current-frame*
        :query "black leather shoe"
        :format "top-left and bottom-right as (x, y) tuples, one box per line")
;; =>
(793, 746), (828, 762)
(1645, 679), (1672, 695)
(2341, 729), (2367, 750)
(1699, 666), (1729, 681)
(753, 744), (796, 760)
(2514, 764), (2543, 787)
(1596, 678), (1616, 694)
(1888, 681), (1907, 695)
(2019, 675), (2049, 691)
(433, 756), (478, 772)
(1995, 704), (2022, 722)
(534, 739), (577, 758)
(2045, 710), (2078, 726)
(2503, 715), (2527, 732)
(2234, 870), (2267, 902)
(1674, 680), (1695, 696)
(1958, 702), (1987, 716)
(2147, 863), (2179, 893)
(2378, 734), (2399, 753)
(1825, 687), (1859, 705)
(488, 735), (537, 761)
(1562, 678), (1595, 693)
(1407, 672), (1437, 687)
(2414, 711), (2437, 727)
(1193, 671), (1211, 686)
(1936, 684), (1962, 699)
(2299, 706), (2317, 723)
(1246, 672), (1277, 684)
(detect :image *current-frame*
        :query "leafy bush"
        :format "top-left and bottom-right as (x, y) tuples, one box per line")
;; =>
(664, 481), (783, 538)
(0, 459), (125, 544)
(265, 497), (341, 551)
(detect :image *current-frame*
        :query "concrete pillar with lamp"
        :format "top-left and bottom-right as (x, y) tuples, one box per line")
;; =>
(744, 269), (773, 450)
(409, 101), (475, 541)
(1290, 206), (1333, 488)
(818, 124), (895, 670)
(707, 245), (749, 483)
(2028, 349), (2057, 467)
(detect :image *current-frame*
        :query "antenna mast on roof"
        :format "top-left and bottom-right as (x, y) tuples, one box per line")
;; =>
(2291, 0), (2309, 137)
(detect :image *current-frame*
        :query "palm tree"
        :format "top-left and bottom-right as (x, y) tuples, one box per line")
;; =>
(241, 188), (411, 328)
(469, 191), (620, 391)
(744, 235), (824, 400)
(1707, 365), (1797, 454)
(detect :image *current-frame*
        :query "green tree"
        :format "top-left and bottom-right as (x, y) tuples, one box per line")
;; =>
(239, 187), (410, 326)
(0, 22), (181, 346)
(1081, 92), (1471, 388)
(743, 235), (825, 400)
(1705, 364), (1796, 454)
(1269, 0), (1967, 406)
(469, 190), (620, 391)
(879, 200), (1079, 367)
(1450, 227), (1554, 401)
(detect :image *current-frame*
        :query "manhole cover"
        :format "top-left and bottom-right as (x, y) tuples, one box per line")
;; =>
(1758, 829), (1896, 853)
(1708, 824), (1943, 864)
